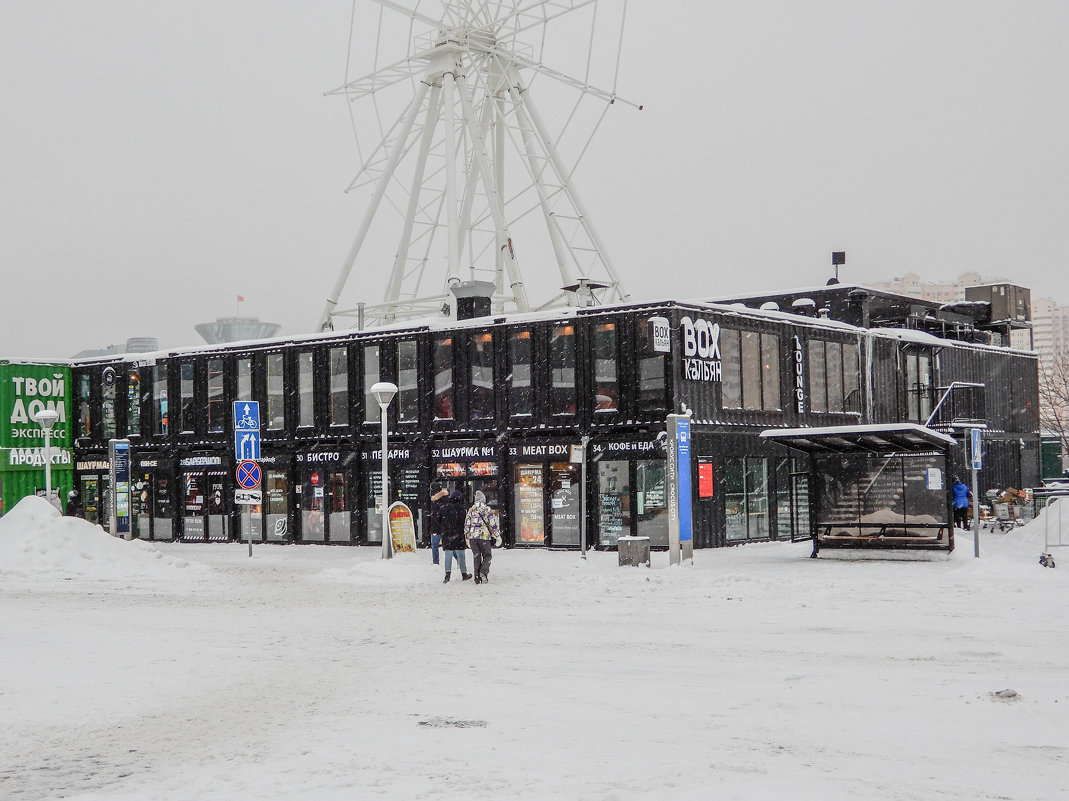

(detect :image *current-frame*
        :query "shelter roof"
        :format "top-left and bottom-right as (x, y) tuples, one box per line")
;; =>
(759, 423), (957, 455)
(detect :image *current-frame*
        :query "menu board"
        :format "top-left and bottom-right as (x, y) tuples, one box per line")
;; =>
(599, 492), (624, 545)
(515, 465), (544, 544)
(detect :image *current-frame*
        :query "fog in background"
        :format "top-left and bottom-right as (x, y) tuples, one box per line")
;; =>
(2, 1), (1067, 359)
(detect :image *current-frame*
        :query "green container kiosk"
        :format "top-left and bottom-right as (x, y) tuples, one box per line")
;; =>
(0, 361), (73, 516)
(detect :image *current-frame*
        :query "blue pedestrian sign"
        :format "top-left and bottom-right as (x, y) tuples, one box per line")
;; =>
(233, 401), (261, 461)
(970, 428), (983, 470)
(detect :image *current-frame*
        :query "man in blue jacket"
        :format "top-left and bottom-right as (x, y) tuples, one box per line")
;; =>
(952, 477), (972, 530)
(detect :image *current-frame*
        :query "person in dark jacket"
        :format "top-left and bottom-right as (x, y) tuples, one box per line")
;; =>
(427, 482), (449, 564)
(951, 477), (972, 529)
(65, 490), (85, 519)
(439, 490), (472, 583)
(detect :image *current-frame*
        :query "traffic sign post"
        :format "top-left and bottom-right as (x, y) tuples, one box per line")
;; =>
(233, 402), (261, 556)
(970, 428), (983, 558)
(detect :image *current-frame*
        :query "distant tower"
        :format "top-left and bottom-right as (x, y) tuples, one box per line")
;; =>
(194, 317), (281, 345)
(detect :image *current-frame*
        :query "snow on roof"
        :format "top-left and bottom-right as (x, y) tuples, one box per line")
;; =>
(760, 422), (958, 447)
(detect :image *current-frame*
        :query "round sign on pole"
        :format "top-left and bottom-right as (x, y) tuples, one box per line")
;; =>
(236, 460), (262, 490)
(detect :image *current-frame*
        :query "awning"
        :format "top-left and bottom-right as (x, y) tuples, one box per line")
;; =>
(759, 423), (957, 455)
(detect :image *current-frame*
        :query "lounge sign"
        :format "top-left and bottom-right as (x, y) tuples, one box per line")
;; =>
(680, 316), (722, 383)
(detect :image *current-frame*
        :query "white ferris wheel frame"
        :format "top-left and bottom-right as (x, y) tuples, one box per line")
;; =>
(317, 0), (641, 331)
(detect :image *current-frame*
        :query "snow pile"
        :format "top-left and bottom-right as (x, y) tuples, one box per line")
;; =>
(319, 550), (429, 585)
(0, 496), (204, 579)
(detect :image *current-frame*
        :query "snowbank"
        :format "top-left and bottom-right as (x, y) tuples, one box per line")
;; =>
(0, 496), (205, 579)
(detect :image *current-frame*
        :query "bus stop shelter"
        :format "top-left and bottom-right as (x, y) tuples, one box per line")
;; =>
(760, 423), (958, 556)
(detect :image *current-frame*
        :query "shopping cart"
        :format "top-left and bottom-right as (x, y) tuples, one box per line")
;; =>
(991, 501), (1024, 532)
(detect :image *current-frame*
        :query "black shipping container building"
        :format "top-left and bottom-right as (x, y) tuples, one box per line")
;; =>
(68, 285), (1040, 550)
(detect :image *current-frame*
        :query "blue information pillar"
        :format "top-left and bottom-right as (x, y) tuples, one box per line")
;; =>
(667, 413), (694, 565)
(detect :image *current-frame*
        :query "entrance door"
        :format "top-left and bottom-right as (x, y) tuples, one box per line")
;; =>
(597, 460), (631, 546)
(181, 471), (207, 541)
(81, 473), (108, 526)
(513, 464), (545, 545)
(301, 469), (326, 542)
(549, 462), (581, 547)
(327, 471), (351, 543)
(206, 471), (229, 542)
(264, 469), (289, 542)
(153, 472), (174, 540)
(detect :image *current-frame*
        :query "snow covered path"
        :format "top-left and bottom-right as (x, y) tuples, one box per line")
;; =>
(1, 503), (1067, 800)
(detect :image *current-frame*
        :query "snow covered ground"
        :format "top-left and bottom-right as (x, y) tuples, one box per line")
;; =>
(2, 496), (1067, 801)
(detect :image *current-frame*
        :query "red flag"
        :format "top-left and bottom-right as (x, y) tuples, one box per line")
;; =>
(237, 295), (245, 302)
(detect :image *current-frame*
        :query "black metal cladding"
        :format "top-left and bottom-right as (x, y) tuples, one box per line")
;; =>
(67, 295), (1041, 548)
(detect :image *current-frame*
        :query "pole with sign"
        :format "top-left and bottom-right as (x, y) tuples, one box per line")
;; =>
(666, 413), (694, 566)
(109, 439), (132, 539)
(970, 427), (983, 558)
(233, 401), (261, 556)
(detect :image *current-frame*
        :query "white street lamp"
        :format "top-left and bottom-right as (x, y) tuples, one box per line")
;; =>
(31, 408), (60, 510)
(371, 381), (398, 559)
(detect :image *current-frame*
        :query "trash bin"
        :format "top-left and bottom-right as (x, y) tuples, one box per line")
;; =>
(618, 535), (650, 567)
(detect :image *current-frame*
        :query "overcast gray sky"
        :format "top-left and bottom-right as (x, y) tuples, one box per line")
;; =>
(3, 1), (1067, 359)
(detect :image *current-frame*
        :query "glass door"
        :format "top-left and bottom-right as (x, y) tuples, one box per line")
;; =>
(264, 470), (289, 542)
(549, 462), (581, 546)
(327, 471), (351, 543)
(301, 470), (326, 542)
(597, 460), (630, 546)
(181, 471), (206, 541)
(514, 464), (545, 545)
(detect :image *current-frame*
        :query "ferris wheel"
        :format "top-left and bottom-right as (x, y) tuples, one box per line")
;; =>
(317, 0), (641, 331)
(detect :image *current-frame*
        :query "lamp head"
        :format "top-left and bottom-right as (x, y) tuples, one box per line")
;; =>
(31, 408), (60, 430)
(370, 381), (398, 408)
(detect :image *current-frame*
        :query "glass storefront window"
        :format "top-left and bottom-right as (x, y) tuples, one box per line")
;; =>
(79, 373), (92, 438)
(364, 345), (381, 424)
(102, 370), (116, 439)
(207, 359), (225, 433)
(398, 340), (418, 422)
(635, 459), (668, 546)
(126, 370), (140, 437)
(598, 460), (630, 545)
(509, 330), (533, 417)
(469, 333), (494, 420)
(153, 365), (168, 436)
(298, 351), (314, 427)
(237, 358), (252, 402)
(179, 362), (194, 433)
(843, 342), (860, 413)
(434, 337), (454, 420)
(302, 471), (326, 542)
(637, 318), (667, 416)
(826, 342), (844, 413)
(593, 323), (618, 413)
(761, 333), (782, 411)
(808, 341), (827, 413)
(267, 354), (284, 430)
(329, 347), (348, 426)
(550, 325), (576, 416)
(725, 457), (769, 541)
(741, 331), (762, 410)
(721, 329), (742, 409)
(514, 464), (545, 544)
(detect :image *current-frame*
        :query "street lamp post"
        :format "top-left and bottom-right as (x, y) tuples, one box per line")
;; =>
(371, 382), (398, 559)
(31, 408), (60, 510)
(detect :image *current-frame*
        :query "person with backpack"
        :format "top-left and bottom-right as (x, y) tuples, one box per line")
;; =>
(464, 490), (500, 584)
(427, 482), (449, 564)
(439, 490), (471, 583)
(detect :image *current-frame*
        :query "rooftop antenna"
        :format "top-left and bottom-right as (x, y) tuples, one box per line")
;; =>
(317, 0), (643, 331)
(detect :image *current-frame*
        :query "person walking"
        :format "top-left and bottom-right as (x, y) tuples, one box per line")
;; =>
(439, 490), (471, 583)
(65, 490), (85, 519)
(427, 482), (449, 565)
(951, 477), (972, 530)
(465, 490), (500, 584)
